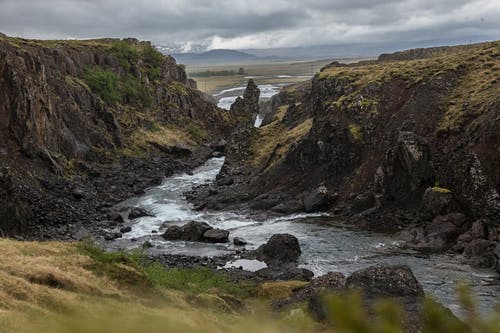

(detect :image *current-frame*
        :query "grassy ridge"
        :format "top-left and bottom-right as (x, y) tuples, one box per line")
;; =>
(0, 239), (498, 332)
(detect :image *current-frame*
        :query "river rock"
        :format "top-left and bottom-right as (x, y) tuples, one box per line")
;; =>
(233, 237), (248, 246)
(162, 221), (212, 242)
(346, 264), (423, 298)
(306, 265), (425, 332)
(464, 239), (497, 268)
(104, 232), (122, 241)
(400, 213), (467, 252)
(108, 212), (124, 223)
(128, 207), (153, 220)
(203, 228), (230, 243)
(256, 234), (302, 263)
(120, 226), (132, 234)
(256, 265), (314, 282)
(303, 186), (331, 212)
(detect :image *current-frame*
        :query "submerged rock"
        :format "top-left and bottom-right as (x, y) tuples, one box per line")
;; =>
(128, 207), (154, 220)
(120, 226), (132, 234)
(203, 228), (230, 243)
(233, 237), (248, 246)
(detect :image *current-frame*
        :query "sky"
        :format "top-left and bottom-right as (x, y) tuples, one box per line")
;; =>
(0, 0), (499, 53)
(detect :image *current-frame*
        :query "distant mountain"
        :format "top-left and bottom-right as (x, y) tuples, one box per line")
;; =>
(170, 49), (260, 65)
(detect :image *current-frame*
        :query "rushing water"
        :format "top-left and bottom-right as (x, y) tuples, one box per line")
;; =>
(113, 157), (499, 316)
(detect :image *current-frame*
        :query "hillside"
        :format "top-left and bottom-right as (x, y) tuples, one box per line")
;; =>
(188, 41), (500, 272)
(172, 49), (259, 65)
(0, 35), (234, 238)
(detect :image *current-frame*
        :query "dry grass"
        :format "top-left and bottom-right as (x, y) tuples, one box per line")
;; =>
(318, 41), (500, 134)
(257, 281), (308, 299)
(250, 115), (313, 170)
(0, 239), (499, 333)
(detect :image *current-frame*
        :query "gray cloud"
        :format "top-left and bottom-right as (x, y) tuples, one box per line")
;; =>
(0, 0), (498, 51)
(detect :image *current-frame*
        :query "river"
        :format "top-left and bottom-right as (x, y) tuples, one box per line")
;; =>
(111, 157), (499, 317)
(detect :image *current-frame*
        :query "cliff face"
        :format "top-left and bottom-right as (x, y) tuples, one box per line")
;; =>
(0, 35), (233, 236)
(190, 41), (500, 271)
(0, 36), (230, 162)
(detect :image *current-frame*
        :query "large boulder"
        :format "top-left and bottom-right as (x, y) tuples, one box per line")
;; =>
(162, 221), (212, 242)
(346, 264), (423, 298)
(256, 234), (302, 264)
(273, 272), (346, 311)
(162, 221), (230, 243)
(421, 187), (459, 217)
(203, 228), (230, 243)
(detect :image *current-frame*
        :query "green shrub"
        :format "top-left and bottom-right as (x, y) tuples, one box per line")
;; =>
(143, 44), (163, 68)
(111, 40), (138, 71)
(83, 67), (151, 106)
(83, 67), (121, 105)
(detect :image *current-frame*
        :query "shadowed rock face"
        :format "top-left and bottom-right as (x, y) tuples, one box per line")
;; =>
(0, 35), (234, 236)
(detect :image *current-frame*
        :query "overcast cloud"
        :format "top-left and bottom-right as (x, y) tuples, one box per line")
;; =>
(0, 0), (498, 51)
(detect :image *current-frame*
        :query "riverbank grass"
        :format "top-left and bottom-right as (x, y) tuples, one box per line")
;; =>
(0, 239), (499, 333)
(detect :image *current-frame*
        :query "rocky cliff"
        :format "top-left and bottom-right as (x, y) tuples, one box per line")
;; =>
(189, 41), (500, 271)
(0, 34), (234, 237)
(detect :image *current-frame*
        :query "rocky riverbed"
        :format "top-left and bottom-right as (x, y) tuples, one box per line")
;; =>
(101, 156), (500, 317)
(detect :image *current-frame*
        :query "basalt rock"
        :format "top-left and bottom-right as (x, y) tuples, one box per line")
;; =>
(233, 237), (248, 246)
(203, 228), (230, 243)
(256, 234), (302, 264)
(128, 207), (153, 220)
(398, 213), (468, 252)
(162, 221), (230, 244)
(276, 265), (427, 332)
(421, 187), (459, 218)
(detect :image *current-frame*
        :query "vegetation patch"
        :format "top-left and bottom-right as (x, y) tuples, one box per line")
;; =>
(349, 123), (363, 141)
(432, 186), (452, 194)
(251, 117), (313, 170)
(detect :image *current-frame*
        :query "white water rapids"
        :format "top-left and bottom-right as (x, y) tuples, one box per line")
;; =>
(111, 157), (500, 316)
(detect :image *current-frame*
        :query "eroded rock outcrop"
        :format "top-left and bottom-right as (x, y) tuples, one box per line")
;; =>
(0, 34), (234, 237)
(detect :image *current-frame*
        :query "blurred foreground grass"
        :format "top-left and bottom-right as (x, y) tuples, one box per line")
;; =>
(0, 239), (498, 333)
